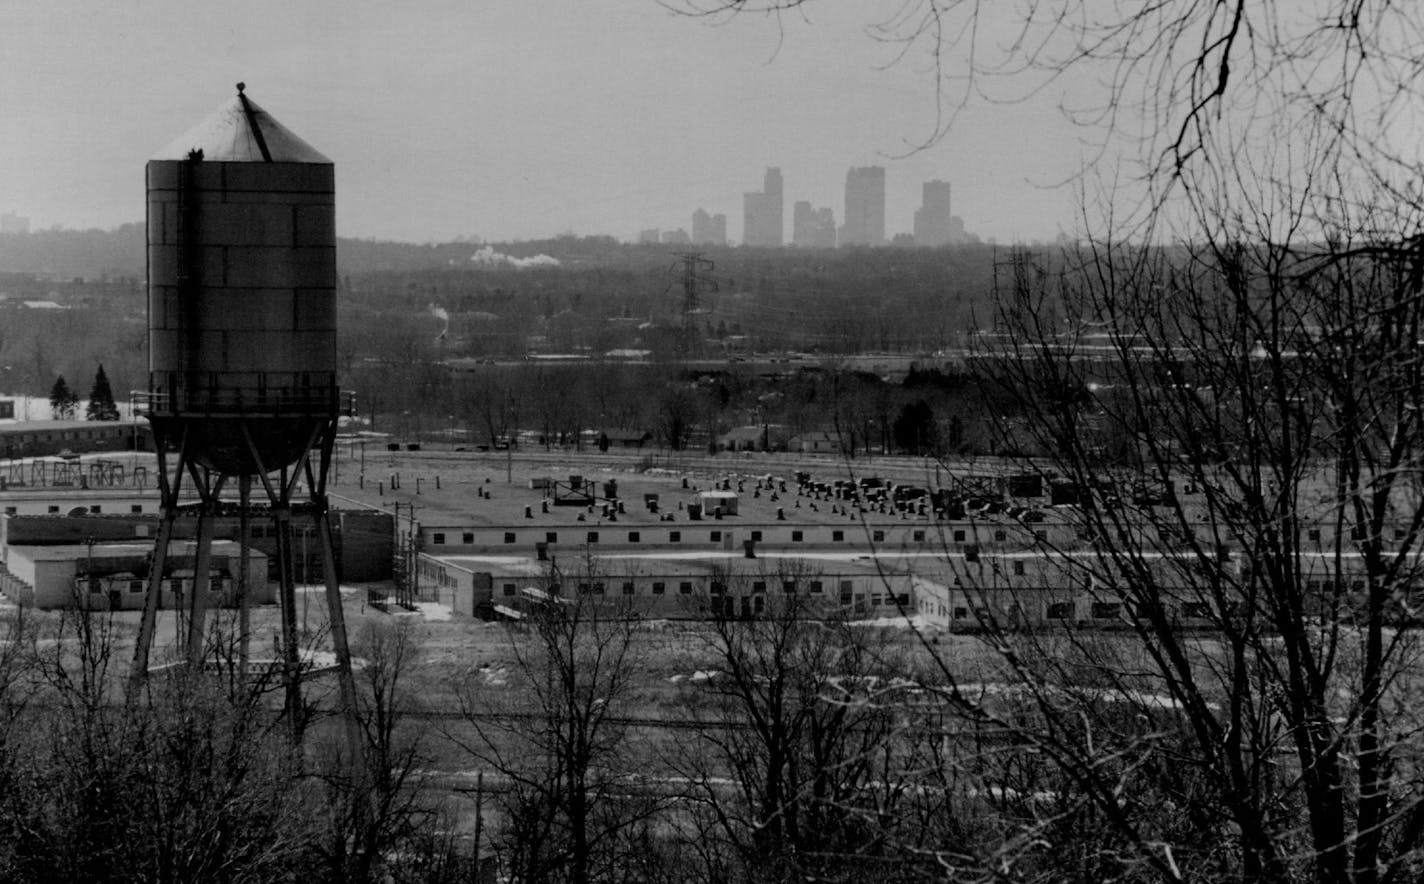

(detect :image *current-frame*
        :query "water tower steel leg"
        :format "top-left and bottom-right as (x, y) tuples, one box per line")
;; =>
(310, 423), (366, 774)
(274, 505), (303, 742)
(237, 474), (251, 684)
(186, 507), (216, 668)
(131, 509), (176, 686)
(241, 422), (306, 740)
(130, 427), (189, 688)
(316, 505), (363, 759)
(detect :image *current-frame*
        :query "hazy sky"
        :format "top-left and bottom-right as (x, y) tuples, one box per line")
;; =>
(0, 1), (1095, 244)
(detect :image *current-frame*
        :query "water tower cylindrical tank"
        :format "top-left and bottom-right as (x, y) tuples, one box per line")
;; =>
(146, 85), (336, 475)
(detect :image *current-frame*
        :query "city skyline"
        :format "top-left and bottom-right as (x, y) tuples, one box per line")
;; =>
(0, 2), (1093, 246)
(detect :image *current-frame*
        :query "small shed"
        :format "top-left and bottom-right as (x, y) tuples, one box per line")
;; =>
(697, 489), (739, 516)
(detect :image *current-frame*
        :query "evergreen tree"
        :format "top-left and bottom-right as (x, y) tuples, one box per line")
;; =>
(48, 376), (79, 420)
(85, 364), (120, 421)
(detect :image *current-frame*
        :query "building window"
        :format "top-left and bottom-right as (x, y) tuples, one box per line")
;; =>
(546, 531), (558, 543)
(792, 530), (804, 542)
(622, 581), (635, 595)
(1034, 530), (1047, 541)
(48, 506), (59, 514)
(587, 531), (599, 543)
(710, 531), (722, 542)
(1308, 528), (1322, 542)
(679, 581), (693, 594)
(994, 530), (1007, 542)
(628, 531), (640, 543)
(652, 581), (666, 595)
(896, 593), (910, 606)
(872, 530), (885, 542)
(752, 581), (766, 593)
(1181, 602), (1211, 619)
(502, 583), (516, 597)
(130, 504), (142, 514)
(832, 530), (844, 542)
(89, 505), (101, 514)
(1047, 602), (1073, 620)
(3, 507), (14, 515)
(669, 531), (681, 543)
(1012, 561), (1025, 576)
(913, 530), (926, 542)
(463, 532), (474, 544)
(953, 529), (966, 542)
(128, 580), (144, 593)
(953, 607), (969, 620)
(809, 580), (824, 593)
(751, 530), (763, 542)
(433, 533), (446, 545)
(578, 582), (590, 594)
(783, 580), (797, 594)
(1091, 602), (1122, 619)
(710, 581), (726, 595)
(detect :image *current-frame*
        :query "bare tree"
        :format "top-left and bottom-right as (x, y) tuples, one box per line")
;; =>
(941, 211), (1424, 881)
(674, 574), (956, 882)
(311, 618), (433, 883)
(452, 568), (663, 884)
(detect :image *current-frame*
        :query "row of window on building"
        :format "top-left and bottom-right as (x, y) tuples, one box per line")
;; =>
(495, 575), (910, 608)
(430, 527), (939, 546)
(5, 503), (146, 515)
(921, 598), (1216, 624)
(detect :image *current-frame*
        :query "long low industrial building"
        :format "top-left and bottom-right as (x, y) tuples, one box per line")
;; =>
(1, 539), (270, 610)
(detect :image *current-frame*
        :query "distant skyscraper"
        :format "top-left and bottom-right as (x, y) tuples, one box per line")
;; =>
(692, 208), (727, 246)
(792, 200), (836, 248)
(742, 167), (783, 247)
(662, 228), (692, 245)
(840, 166), (885, 246)
(638, 228), (660, 245)
(913, 180), (953, 246)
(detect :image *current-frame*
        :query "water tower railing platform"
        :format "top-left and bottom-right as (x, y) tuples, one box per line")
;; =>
(134, 375), (354, 418)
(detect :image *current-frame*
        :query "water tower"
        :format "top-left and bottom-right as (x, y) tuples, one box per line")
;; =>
(132, 85), (357, 731)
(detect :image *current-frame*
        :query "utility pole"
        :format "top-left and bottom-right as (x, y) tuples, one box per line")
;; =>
(391, 501), (421, 608)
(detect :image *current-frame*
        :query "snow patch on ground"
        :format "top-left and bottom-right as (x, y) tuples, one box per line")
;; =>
(413, 602), (453, 622)
(295, 584), (363, 595)
(849, 613), (933, 629)
(477, 665), (508, 686)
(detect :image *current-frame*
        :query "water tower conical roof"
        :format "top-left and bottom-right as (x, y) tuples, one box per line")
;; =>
(150, 84), (330, 163)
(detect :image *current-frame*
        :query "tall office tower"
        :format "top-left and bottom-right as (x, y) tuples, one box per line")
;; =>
(638, 228), (661, 245)
(742, 167), (783, 247)
(839, 166), (886, 246)
(792, 200), (837, 248)
(913, 180), (954, 246)
(692, 208), (728, 246)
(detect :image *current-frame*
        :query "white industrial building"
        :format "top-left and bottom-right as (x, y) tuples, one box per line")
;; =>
(1, 539), (270, 610)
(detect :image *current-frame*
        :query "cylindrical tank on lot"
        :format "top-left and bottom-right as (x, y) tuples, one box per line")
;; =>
(145, 84), (336, 475)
